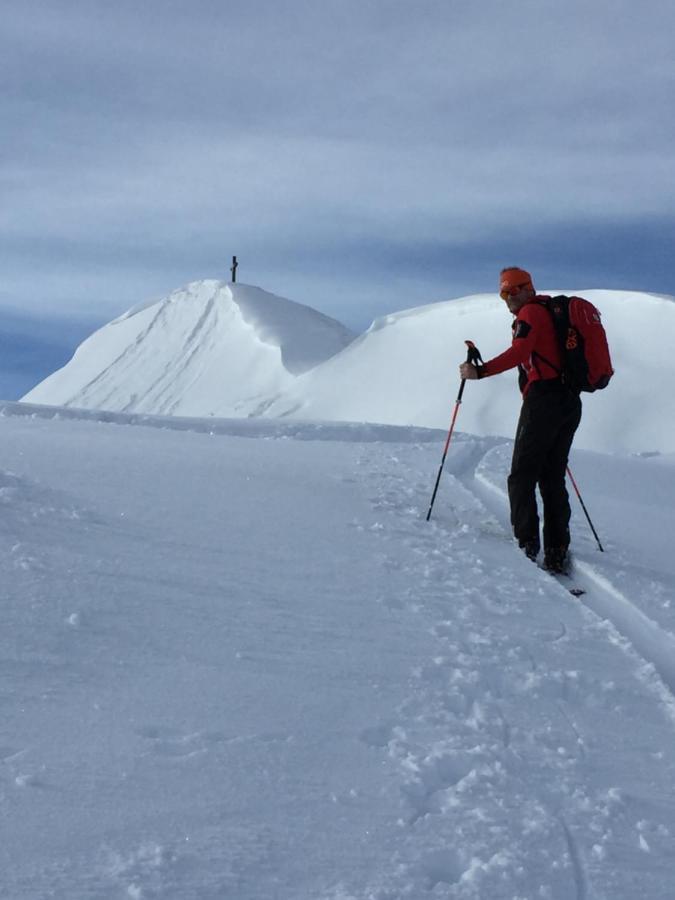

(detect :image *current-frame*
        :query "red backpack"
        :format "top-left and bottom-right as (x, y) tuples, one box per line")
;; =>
(540, 295), (614, 392)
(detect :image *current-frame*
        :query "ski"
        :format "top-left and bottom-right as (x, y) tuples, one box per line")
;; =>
(542, 568), (586, 597)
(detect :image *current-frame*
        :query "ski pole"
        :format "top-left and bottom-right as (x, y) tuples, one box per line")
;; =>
(426, 340), (483, 522)
(566, 466), (604, 552)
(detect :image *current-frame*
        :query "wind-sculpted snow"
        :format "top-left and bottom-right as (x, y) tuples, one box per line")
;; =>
(228, 283), (356, 374)
(0, 399), (444, 444)
(22, 281), (355, 418)
(2, 410), (675, 897)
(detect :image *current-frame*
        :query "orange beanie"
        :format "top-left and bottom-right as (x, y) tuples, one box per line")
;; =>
(500, 267), (534, 293)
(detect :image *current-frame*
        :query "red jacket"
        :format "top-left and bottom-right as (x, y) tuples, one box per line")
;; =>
(480, 297), (562, 395)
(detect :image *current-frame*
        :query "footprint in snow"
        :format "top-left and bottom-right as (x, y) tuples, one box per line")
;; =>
(136, 726), (292, 760)
(136, 726), (209, 760)
(358, 723), (396, 748)
(419, 847), (465, 890)
(401, 751), (477, 821)
(0, 745), (24, 762)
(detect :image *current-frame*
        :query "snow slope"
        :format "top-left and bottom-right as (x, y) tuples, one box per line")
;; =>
(265, 289), (675, 456)
(22, 281), (355, 418)
(23, 284), (675, 455)
(1, 401), (675, 898)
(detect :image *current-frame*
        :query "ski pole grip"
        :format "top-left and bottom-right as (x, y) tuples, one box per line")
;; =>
(465, 339), (483, 366)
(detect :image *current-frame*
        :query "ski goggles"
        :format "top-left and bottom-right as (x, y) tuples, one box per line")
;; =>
(500, 282), (531, 300)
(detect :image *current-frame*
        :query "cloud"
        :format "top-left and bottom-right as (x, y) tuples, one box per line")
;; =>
(0, 310), (101, 400)
(2, 0), (675, 335)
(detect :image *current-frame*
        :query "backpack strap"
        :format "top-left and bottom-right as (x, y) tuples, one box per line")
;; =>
(531, 350), (561, 378)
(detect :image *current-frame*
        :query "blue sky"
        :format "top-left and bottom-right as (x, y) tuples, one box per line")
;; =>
(3, 0), (675, 397)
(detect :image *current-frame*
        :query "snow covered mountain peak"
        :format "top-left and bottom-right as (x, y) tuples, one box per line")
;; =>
(114, 280), (354, 375)
(23, 280), (356, 417)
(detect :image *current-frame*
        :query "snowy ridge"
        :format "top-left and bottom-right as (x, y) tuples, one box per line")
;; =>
(22, 283), (675, 454)
(0, 399), (443, 444)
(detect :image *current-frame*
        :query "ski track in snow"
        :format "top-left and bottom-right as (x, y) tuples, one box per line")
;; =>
(335, 434), (675, 899)
(351, 438), (582, 898)
(472, 444), (675, 721)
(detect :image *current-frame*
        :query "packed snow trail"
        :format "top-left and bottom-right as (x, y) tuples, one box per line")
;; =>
(346, 434), (675, 899)
(474, 442), (675, 714)
(1, 408), (675, 898)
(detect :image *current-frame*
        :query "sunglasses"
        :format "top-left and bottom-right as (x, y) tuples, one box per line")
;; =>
(500, 283), (531, 300)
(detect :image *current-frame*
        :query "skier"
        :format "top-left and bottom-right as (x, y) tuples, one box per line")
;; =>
(459, 267), (582, 574)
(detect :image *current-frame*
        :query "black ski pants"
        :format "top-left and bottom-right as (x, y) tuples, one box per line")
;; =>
(507, 381), (582, 553)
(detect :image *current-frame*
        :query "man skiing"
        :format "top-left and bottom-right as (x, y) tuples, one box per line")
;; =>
(459, 267), (582, 574)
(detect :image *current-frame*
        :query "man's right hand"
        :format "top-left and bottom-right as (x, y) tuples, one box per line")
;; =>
(459, 362), (479, 380)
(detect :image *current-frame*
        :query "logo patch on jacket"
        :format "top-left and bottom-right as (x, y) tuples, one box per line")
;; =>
(514, 319), (532, 339)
